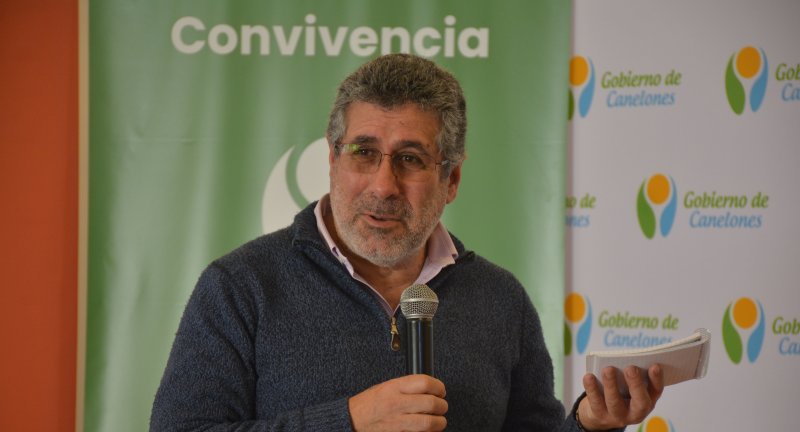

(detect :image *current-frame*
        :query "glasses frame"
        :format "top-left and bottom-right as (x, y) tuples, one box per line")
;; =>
(334, 143), (451, 181)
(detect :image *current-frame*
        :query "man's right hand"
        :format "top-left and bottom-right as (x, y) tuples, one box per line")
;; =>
(348, 375), (448, 432)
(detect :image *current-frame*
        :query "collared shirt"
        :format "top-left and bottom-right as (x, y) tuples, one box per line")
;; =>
(314, 195), (458, 316)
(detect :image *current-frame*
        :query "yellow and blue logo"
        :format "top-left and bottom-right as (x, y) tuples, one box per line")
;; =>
(637, 415), (675, 432)
(637, 174), (677, 239)
(568, 55), (595, 120)
(722, 297), (765, 364)
(564, 293), (592, 356)
(725, 46), (768, 115)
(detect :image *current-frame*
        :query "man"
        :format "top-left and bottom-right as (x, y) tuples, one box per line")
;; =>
(151, 54), (663, 431)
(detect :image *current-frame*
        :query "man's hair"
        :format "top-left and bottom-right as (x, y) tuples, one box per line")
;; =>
(326, 54), (467, 173)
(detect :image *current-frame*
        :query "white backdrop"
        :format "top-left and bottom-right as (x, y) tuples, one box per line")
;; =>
(565, 0), (800, 430)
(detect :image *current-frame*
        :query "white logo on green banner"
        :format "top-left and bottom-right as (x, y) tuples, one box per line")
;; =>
(261, 138), (328, 233)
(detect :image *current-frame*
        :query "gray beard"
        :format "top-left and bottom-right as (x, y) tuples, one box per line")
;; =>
(330, 194), (444, 269)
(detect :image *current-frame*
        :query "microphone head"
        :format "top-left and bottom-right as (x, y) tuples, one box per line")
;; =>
(400, 284), (439, 319)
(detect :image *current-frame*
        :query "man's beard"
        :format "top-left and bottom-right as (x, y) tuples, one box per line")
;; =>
(330, 187), (446, 268)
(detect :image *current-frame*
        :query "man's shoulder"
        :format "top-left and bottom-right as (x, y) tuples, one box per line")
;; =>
(214, 203), (321, 268)
(198, 230), (284, 284)
(446, 245), (529, 302)
(447, 234), (522, 287)
(460, 252), (517, 279)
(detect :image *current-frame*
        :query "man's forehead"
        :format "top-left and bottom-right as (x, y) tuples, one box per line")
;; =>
(343, 102), (441, 147)
(348, 135), (429, 153)
(343, 101), (437, 119)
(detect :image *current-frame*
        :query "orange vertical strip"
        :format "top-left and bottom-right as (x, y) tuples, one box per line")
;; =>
(0, 1), (78, 431)
(76, 0), (89, 429)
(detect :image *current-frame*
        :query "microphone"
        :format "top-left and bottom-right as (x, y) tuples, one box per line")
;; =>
(400, 284), (439, 376)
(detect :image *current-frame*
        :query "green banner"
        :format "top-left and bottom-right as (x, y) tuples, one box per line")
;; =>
(87, 1), (569, 430)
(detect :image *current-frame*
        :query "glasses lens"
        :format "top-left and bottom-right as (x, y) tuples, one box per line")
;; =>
(391, 153), (431, 181)
(338, 144), (442, 182)
(340, 144), (379, 173)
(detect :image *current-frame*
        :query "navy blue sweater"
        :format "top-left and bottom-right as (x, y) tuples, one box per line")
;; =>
(151, 203), (585, 431)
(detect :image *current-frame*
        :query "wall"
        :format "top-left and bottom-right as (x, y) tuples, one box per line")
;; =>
(0, 1), (78, 431)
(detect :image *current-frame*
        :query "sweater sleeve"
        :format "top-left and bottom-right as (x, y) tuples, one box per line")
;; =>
(501, 293), (626, 432)
(150, 263), (354, 432)
(500, 291), (567, 431)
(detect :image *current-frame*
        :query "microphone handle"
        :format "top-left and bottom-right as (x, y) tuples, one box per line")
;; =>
(405, 318), (434, 376)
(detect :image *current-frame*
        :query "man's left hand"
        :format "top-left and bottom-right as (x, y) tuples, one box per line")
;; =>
(577, 364), (664, 431)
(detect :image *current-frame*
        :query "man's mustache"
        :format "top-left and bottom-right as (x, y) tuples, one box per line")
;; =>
(357, 196), (412, 219)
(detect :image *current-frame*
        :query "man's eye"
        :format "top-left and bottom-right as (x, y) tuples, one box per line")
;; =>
(350, 147), (376, 158)
(397, 153), (426, 168)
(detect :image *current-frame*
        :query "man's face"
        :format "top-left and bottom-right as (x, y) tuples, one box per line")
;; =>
(328, 102), (461, 268)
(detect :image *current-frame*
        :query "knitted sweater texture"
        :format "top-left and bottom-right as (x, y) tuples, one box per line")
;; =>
(151, 203), (587, 431)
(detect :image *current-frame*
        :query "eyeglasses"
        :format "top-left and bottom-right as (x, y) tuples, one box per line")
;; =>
(334, 143), (450, 182)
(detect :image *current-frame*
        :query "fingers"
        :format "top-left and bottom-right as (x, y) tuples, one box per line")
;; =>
(397, 374), (447, 399)
(581, 369), (628, 429)
(401, 413), (448, 431)
(582, 372), (608, 419)
(579, 365), (663, 430)
(647, 363), (664, 401)
(349, 376), (448, 432)
(395, 376), (448, 416)
(392, 393), (448, 417)
(601, 367), (628, 421)
(623, 365), (647, 401)
(622, 365), (652, 422)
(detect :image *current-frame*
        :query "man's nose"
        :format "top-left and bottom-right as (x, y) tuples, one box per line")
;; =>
(369, 155), (402, 197)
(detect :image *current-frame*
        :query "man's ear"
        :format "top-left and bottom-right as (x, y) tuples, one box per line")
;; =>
(327, 136), (336, 164)
(445, 163), (462, 204)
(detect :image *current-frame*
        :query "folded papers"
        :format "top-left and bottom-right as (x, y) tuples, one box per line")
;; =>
(585, 328), (711, 396)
